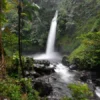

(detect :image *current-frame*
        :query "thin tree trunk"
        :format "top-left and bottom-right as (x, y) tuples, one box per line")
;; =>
(18, 1), (24, 77)
(0, 0), (6, 79)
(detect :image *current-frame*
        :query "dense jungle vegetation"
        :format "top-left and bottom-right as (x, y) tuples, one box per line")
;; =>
(0, 0), (100, 100)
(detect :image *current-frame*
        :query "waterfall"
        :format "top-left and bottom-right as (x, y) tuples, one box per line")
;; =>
(46, 11), (58, 54)
(34, 11), (61, 61)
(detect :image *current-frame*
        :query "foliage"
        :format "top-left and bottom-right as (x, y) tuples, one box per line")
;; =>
(20, 78), (40, 100)
(2, 29), (18, 55)
(0, 0), (7, 23)
(0, 78), (40, 100)
(91, 18), (100, 32)
(82, 32), (100, 67)
(2, 0), (42, 54)
(22, 0), (40, 21)
(2, 0), (100, 54)
(69, 31), (100, 69)
(56, 0), (100, 53)
(68, 83), (93, 100)
(6, 53), (34, 79)
(0, 79), (21, 100)
(69, 44), (86, 61)
(61, 83), (93, 100)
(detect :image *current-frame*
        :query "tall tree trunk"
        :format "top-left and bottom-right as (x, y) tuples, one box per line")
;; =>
(0, 0), (6, 79)
(18, 1), (24, 77)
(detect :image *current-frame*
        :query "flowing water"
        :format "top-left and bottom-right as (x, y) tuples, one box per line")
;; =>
(33, 11), (74, 83)
(54, 63), (74, 83)
(46, 11), (58, 54)
(30, 11), (100, 99)
(34, 11), (61, 61)
(95, 87), (100, 98)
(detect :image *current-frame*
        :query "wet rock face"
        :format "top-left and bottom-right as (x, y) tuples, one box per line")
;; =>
(34, 67), (55, 75)
(79, 71), (100, 92)
(62, 56), (70, 66)
(24, 59), (54, 77)
(34, 60), (54, 75)
(34, 60), (50, 66)
(95, 79), (100, 86)
(80, 72), (88, 82)
(33, 81), (53, 97)
(23, 59), (74, 100)
(33, 74), (72, 100)
(62, 56), (78, 71)
(76, 71), (100, 100)
(69, 64), (78, 70)
(79, 71), (97, 83)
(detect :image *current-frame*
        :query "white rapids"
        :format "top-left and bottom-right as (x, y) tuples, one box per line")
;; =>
(48, 63), (75, 83)
(95, 87), (100, 98)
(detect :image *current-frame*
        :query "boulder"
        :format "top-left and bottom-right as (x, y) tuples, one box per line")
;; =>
(34, 67), (55, 75)
(33, 81), (53, 97)
(69, 64), (77, 70)
(30, 71), (41, 78)
(91, 72), (97, 82)
(34, 60), (50, 66)
(24, 71), (30, 77)
(95, 79), (100, 86)
(80, 71), (88, 82)
(62, 55), (69, 66)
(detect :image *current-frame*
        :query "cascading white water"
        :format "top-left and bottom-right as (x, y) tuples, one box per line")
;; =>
(34, 11), (61, 61)
(95, 87), (100, 98)
(46, 11), (58, 54)
(32, 11), (75, 84)
(54, 63), (74, 83)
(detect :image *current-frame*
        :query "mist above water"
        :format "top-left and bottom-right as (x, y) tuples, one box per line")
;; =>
(34, 52), (61, 62)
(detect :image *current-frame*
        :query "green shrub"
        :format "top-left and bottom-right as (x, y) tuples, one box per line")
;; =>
(68, 83), (93, 100)
(6, 53), (19, 78)
(0, 79), (21, 100)
(61, 83), (93, 100)
(18, 78), (40, 100)
(69, 44), (86, 62)
(69, 31), (100, 69)
(0, 78), (40, 100)
(6, 53), (34, 78)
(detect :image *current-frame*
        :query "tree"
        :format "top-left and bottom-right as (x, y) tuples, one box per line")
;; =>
(17, 0), (40, 77)
(0, 0), (6, 79)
